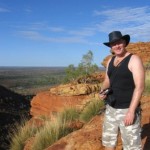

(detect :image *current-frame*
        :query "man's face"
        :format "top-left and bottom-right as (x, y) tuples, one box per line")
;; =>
(110, 39), (126, 55)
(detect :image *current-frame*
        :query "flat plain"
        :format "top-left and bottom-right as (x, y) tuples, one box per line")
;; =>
(0, 67), (66, 95)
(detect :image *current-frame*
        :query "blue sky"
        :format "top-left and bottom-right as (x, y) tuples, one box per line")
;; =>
(1, 0), (150, 67)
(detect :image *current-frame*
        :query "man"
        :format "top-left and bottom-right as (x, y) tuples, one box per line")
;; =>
(99, 31), (145, 150)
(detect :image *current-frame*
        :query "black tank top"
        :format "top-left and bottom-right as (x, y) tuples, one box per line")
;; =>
(107, 54), (135, 108)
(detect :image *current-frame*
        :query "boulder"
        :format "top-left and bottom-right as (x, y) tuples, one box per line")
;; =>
(50, 83), (101, 96)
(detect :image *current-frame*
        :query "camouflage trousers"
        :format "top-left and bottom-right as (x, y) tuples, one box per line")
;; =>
(102, 105), (142, 150)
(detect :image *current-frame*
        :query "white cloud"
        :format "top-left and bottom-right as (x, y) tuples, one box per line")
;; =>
(16, 6), (150, 44)
(95, 6), (150, 41)
(15, 21), (94, 44)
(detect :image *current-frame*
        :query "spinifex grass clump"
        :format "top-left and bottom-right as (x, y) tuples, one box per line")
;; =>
(31, 108), (80, 150)
(80, 99), (104, 122)
(9, 100), (105, 150)
(58, 107), (80, 122)
(9, 118), (41, 150)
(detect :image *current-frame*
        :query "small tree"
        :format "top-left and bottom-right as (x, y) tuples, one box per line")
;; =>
(81, 50), (93, 74)
(64, 50), (99, 83)
(79, 50), (99, 77)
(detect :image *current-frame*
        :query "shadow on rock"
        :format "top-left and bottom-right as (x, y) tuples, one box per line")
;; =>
(141, 123), (150, 150)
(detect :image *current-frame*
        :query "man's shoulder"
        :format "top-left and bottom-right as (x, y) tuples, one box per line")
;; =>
(130, 54), (142, 63)
(129, 54), (144, 71)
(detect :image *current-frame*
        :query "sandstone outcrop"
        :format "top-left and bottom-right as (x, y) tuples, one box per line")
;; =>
(30, 91), (89, 117)
(50, 83), (101, 96)
(30, 72), (105, 118)
(30, 85), (101, 118)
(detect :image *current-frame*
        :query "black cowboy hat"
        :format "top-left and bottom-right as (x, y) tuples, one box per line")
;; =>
(103, 31), (130, 47)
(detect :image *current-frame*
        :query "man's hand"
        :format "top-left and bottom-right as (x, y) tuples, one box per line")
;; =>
(99, 89), (107, 100)
(124, 111), (135, 126)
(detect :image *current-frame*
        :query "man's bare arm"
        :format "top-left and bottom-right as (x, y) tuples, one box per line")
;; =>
(124, 55), (145, 126)
(129, 55), (145, 112)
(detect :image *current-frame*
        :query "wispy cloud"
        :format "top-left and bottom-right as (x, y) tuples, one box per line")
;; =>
(26, 22), (49, 31)
(16, 22), (94, 44)
(16, 6), (150, 44)
(25, 8), (32, 13)
(17, 31), (43, 40)
(95, 6), (150, 41)
(0, 7), (10, 12)
(18, 23), (65, 33)
(17, 30), (87, 44)
(68, 27), (96, 36)
(48, 27), (65, 32)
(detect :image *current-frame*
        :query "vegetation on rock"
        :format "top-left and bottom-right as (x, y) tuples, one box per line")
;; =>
(64, 50), (99, 83)
(9, 99), (104, 150)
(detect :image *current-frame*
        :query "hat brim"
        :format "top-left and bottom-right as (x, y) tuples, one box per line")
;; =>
(103, 34), (130, 47)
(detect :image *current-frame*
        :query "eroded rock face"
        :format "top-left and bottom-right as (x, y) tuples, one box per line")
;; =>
(30, 81), (103, 118)
(30, 90), (101, 118)
(127, 42), (150, 65)
(30, 91), (88, 117)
